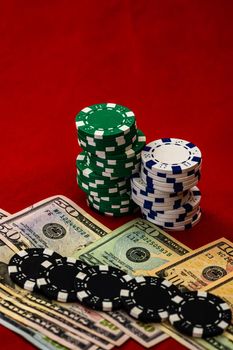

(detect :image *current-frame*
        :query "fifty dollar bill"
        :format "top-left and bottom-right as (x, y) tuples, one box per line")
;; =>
(78, 219), (233, 349)
(154, 238), (233, 350)
(78, 218), (192, 347)
(0, 197), (128, 348)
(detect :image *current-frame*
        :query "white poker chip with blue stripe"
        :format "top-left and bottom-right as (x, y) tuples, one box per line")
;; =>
(142, 161), (202, 180)
(142, 187), (201, 216)
(131, 175), (190, 197)
(142, 166), (201, 184)
(145, 204), (200, 220)
(140, 171), (200, 193)
(142, 138), (202, 175)
(131, 186), (190, 205)
(132, 195), (190, 212)
(131, 191), (190, 212)
(143, 207), (201, 227)
(144, 210), (202, 231)
(131, 175), (177, 196)
(141, 169), (201, 185)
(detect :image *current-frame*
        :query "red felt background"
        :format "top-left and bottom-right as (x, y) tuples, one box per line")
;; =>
(0, 1), (233, 349)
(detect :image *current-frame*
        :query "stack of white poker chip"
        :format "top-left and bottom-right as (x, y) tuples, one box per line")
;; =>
(131, 138), (202, 230)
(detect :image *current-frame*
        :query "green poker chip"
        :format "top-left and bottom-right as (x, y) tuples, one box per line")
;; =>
(89, 152), (140, 166)
(77, 174), (131, 193)
(88, 161), (140, 178)
(90, 129), (146, 160)
(78, 172), (130, 190)
(88, 161), (140, 177)
(77, 178), (129, 197)
(89, 151), (141, 168)
(76, 103), (136, 139)
(88, 194), (134, 210)
(88, 159), (141, 177)
(78, 126), (137, 147)
(78, 137), (135, 155)
(78, 134), (136, 153)
(76, 152), (119, 182)
(90, 192), (132, 206)
(87, 200), (139, 217)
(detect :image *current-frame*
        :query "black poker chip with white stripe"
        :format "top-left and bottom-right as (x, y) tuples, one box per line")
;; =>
(169, 291), (232, 338)
(120, 276), (181, 323)
(75, 265), (130, 311)
(36, 257), (88, 302)
(8, 248), (62, 292)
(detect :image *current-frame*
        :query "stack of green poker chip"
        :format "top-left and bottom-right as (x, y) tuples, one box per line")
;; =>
(78, 128), (137, 154)
(75, 103), (146, 216)
(87, 195), (139, 217)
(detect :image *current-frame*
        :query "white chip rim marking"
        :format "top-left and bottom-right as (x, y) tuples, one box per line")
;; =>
(162, 279), (172, 287)
(42, 260), (52, 268)
(218, 320), (229, 330)
(130, 306), (142, 318)
(172, 295), (183, 304)
(103, 302), (113, 311)
(123, 274), (133, 282)
(24, 280), (35, 291)
(169, 314), (181, 324)
(18, 250), (28, 257)
(193, 327), (203, 337)
(77, 290), (88, 301)
(82, 107), (91, 113)
(37, 278), (47, 287)
(158, 310), (169, 321)
(135, 276), (145, 283)
(76, 272), (87, 280)
(44, 248), (54, 256)
(8, 266), (18, 274)
(120, 289), (130, 297)
(58, 291), (68, 302)
(99, 265), (109, 271)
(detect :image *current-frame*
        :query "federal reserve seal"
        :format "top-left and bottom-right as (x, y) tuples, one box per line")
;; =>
(126, 247), (150, 263)
(42, 223), (66, 239)
(202, 266), (227, 281)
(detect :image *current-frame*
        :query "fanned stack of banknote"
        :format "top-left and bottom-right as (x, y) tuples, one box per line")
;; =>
(0, 196), (232, 350)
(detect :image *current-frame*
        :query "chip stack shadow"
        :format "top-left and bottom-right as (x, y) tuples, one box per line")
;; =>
(131, 138), (202, 230)
(75, 103), (146, 216)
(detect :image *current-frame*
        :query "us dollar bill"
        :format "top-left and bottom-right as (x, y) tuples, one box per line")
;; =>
(154, 239), (233, 350)
(0, 195), (110, 254)
(0, 209), (10, 221)
(0, 294), (98, 350)
(78, 218), (190, 273)
(0, 233), (109, 350)
(0, 312), (69, 350)
(203, 273), (233, 341)
(3, 211), (50, 349)
(77, 218), (192, 347)
(0, 197), (128, 347)
(157, 320), (233, 350)
(154, 237), (233, 290)
(1, 208), (65, 350)
(106, 237), (233, 350)
(0, 285), (111, 350)
(0, 241), (97, 350)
